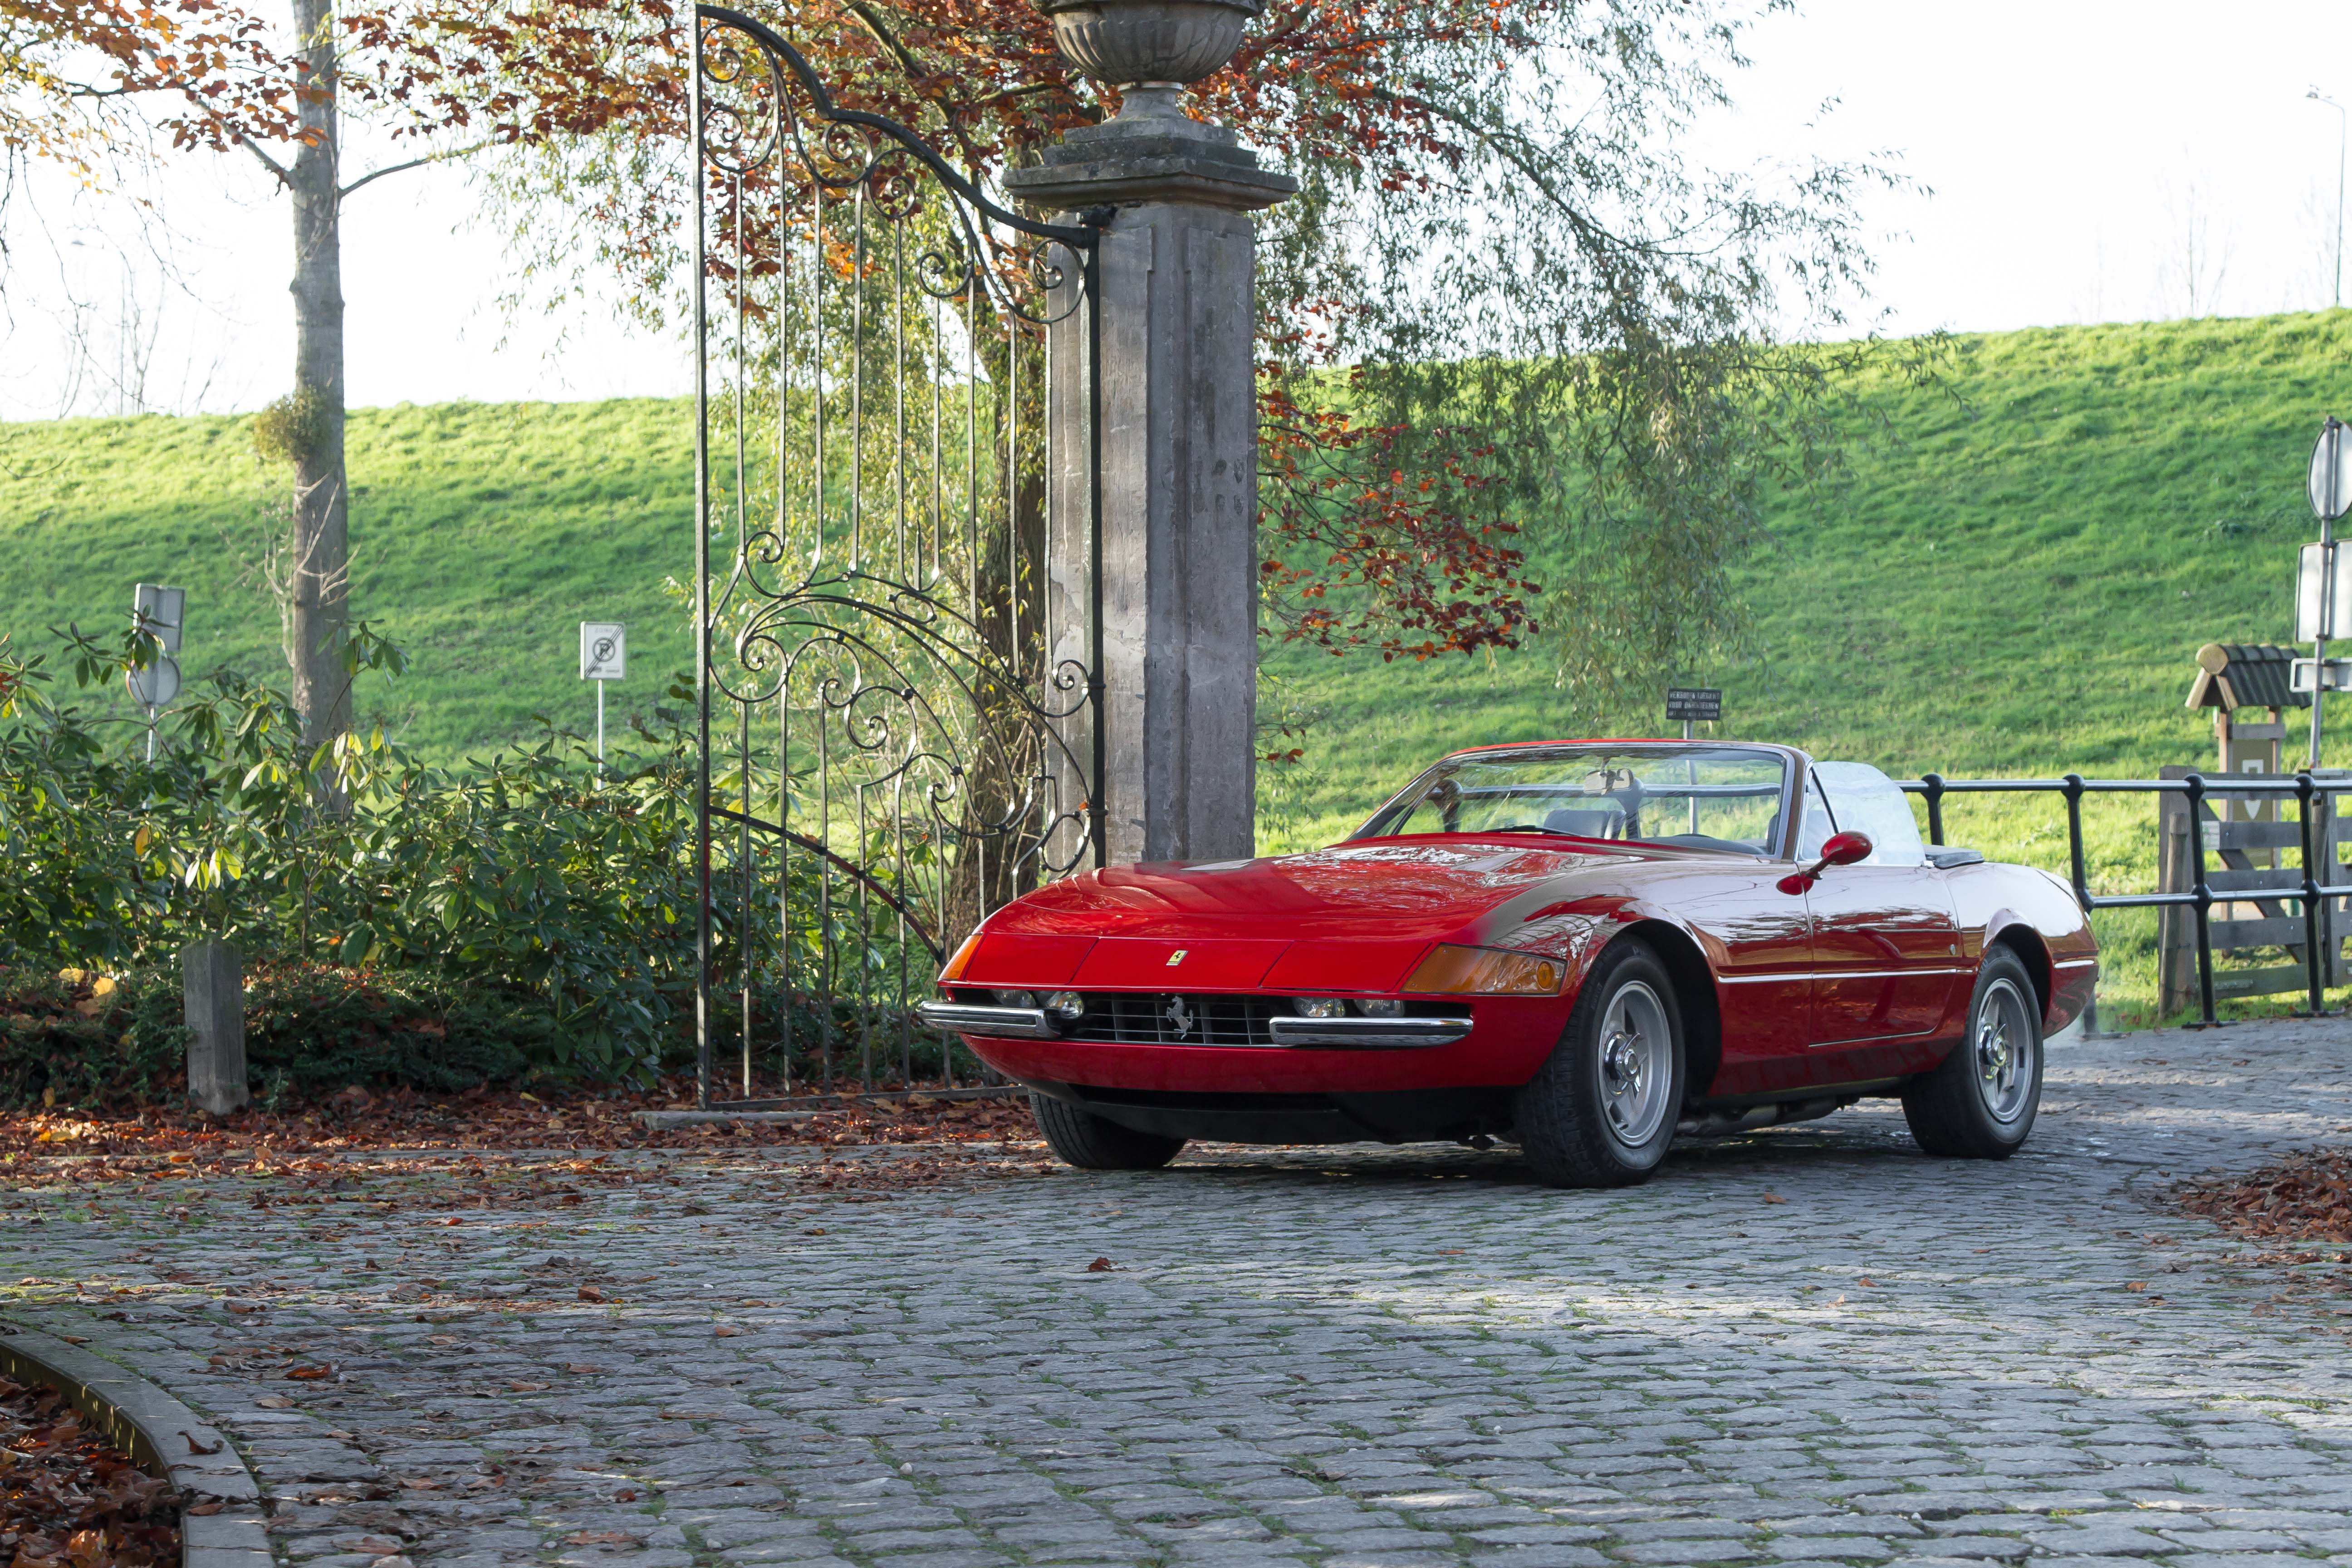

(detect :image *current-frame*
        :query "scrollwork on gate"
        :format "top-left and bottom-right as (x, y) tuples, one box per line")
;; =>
(689, 4), (1103, 1106)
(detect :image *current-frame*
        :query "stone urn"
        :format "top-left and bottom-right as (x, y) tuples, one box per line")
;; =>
(1033, 0), (1265, 121)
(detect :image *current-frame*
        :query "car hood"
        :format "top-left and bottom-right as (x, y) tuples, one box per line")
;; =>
(959, 836), (1714, 992)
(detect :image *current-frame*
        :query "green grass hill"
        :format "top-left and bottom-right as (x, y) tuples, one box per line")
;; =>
(9, 311), (2352, 1025)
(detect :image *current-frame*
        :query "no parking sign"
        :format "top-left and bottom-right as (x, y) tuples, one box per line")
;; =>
(580, 622), (626, 681)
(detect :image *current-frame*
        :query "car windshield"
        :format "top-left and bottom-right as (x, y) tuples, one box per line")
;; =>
(1353, 745), (1791, 854)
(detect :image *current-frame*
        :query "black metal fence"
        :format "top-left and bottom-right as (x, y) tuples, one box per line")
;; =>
(1899, 771), (2352, 1029)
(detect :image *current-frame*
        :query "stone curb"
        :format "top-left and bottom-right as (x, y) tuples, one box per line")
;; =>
(0, 1319), (270, 1568)
(635, 1083), (1028, 1127)
(632, 1109), (823, 1127)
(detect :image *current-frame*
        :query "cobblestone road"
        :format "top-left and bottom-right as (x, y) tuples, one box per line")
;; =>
(12, 1021), (2352, 1568)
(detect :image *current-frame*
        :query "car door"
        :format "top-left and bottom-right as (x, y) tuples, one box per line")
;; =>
(1798, 764), (1967, 1062)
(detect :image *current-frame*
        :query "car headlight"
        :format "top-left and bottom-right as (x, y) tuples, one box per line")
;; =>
(992, 989), (1038, 1008)
(1357, 998), (1405, 1019)
(1402, 945), (1565, 995)
(1043, 991), (1086, 1020)
(1292, 997), (1348, 1019)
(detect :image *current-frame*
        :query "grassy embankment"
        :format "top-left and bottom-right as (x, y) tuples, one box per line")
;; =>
(8, 313), (2352, 1025)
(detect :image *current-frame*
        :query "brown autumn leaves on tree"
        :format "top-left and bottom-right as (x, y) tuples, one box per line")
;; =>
(0, 0), (301, 178)
(9, 0), (1897, 734)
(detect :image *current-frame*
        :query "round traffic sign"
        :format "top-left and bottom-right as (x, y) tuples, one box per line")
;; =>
(2312, 416), (2352, 522)
(126, 657), (181, 710)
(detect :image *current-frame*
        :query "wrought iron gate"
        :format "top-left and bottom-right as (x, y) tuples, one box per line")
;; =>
(689, 4), (1103, 1105)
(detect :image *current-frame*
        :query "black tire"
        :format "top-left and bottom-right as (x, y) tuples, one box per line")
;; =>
(1902, 946), (2043, 1159)
(1029, 1093), (1187, 1171)
(1512, 941), (1686, 1189)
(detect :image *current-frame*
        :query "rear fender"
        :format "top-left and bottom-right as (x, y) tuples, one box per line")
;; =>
(1980, 915), (2050, 1007)
(1983, 917), (2090, 1033)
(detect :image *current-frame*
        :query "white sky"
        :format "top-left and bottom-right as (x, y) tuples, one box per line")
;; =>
(2, 0), (2345, 420)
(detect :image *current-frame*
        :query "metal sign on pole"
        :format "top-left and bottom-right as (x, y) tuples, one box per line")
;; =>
(2306, 418), (2352, 766)
(1664, 687), (1722, 729)
(580, 622), (626, 766)
(128, 584), (186, 763)
(1665, 687), (1720, 831)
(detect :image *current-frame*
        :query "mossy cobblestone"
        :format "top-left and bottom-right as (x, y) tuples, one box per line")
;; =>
(7, 1024), (2352, 1565)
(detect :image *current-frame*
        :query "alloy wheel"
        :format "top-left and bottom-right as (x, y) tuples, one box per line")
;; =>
(1972, 975), (2036, 1124)
(1597, 980), (1672, 1146)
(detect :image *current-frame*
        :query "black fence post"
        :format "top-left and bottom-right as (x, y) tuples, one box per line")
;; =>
(1922, 772), (1945, 847)
(2300, 770), (2326, 1016)
(2062, 774), (2090, 911)
(2186, 772), (2218, 1028)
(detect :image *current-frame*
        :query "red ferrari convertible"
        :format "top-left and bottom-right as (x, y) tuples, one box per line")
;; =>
(919, 741), (2095, 1187)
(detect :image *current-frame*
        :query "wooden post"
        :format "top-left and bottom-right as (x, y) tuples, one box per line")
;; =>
(182, 938), (249, 1115)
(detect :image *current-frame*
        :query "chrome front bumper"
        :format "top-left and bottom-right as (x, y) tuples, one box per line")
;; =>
(916, 1001), (1056, 1039)
(916, 1000), (1473, 1049)
(1266, 1015), (1473, 1049)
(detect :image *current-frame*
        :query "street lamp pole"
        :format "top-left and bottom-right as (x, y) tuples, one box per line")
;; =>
(2311, 88), (2345, 310)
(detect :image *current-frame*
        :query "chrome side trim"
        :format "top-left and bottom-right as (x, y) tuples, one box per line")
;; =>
(917, 1001), (1056, 1039)
(1266, 1015), (1474, 1049)
(1721, 967), (1973, 984)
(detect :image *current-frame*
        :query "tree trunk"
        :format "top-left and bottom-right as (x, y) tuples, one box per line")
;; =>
(288, 0), (349, 767)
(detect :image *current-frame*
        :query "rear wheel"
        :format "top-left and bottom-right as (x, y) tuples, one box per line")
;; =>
(1513, 941), (1685, 1189)
(1030, 1093), (1187, 1171)
(1902, 946), (2042, 1159)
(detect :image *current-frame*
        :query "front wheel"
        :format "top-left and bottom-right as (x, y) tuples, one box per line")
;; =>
(1902, 946), (2043, 1158)
(1030, 1093), (1187, 1171)
(1512, 941), (1686, 1189)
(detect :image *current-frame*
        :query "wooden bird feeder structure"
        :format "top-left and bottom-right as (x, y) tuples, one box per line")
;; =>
(2183, 642), (2306, 773)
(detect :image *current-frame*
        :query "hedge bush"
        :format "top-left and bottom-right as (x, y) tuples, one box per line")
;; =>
(0, 626), (943, 1102)
(0, 963), (566, 1110)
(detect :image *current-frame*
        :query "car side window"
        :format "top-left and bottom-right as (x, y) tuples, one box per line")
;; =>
(1813, 761), (1928, 868)
(1795, 772), (1834, 861)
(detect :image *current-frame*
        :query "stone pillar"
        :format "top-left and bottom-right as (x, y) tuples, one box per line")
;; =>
(1010, 2), (1295, 867)
(182, 938), (249, 1115)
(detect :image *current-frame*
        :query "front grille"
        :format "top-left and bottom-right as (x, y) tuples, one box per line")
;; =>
(1061, 994), (1284, 1047)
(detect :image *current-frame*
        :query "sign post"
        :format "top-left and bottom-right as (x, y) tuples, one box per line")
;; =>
(2307, 417), (2352, 767)
(580, 622), (626, 768)
(1664, 686), (1722, 738)
(1664, 687), (1721, 831)
(129, 584), (186, 763)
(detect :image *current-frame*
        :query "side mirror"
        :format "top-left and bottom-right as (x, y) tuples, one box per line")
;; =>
(1776, 830), (1874, 895)
(1823, 830), (1873, 867)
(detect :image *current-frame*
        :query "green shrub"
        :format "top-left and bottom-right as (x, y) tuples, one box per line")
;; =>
(0, 967), (183, 1108)
(0, 626), (944, 1094)
(0, 627), (709, 1085)
(238, 963), (543, 1100)
(0, 963), (568, 1109)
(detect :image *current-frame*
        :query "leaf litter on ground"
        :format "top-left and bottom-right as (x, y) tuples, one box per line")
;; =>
(0, 1375), (178, 1567)
(2168, 1147), (2352, 1336)
(0, 1084), (1058, 1216)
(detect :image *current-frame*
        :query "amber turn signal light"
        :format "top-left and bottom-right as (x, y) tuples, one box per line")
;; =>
(1402, 944), (1565, 995)
(938, 929), (984, 984)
